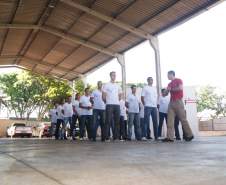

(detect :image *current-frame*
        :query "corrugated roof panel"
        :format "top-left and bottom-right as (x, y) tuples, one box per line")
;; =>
(45, 1), (83, 31)
(1, 29), (30, 55)
(26, 31), (59, 60)
(0, 0), (16, 23)
(13, 0), (48, 24)
(59, 46), (97, 68)
(44, 39), (78, 65)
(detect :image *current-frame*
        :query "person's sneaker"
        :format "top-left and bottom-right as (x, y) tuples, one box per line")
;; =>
(105, 139), (111, 142)
(176, 137), (181, 141)
(162, 138), (174, 142)
(184, 136), (194, 142)
(79, 138), (84, 141)
(147, 137), (153, 140)
(141, 137), (147, 141)
(120, 139), (125, 142)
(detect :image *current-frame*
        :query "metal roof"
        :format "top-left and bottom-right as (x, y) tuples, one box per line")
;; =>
(0, 0), (221, 80)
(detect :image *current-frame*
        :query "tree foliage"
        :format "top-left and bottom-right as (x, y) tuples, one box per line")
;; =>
(0, 72), (72, 120)
(196, 86), (226, 118)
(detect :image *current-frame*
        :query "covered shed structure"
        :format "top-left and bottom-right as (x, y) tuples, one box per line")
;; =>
(0, 0), (222, 94)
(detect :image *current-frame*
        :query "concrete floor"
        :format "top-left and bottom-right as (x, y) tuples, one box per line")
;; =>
(0, 137), (226, 185)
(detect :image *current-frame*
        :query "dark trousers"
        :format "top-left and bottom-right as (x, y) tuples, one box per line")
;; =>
(143, 107), (158, 139)
(128, 113), (141, 140)
(158, 113), (184, 139)
(140, 117), (144, 137)
(119, 116), (127, 140)
(158, 112), (168, 137)
(105, 104), (120, 140)
(93, 109), (105, 140)
(71, 114), (79, 138)
(80, 115), (93, 139)
(55, 119), (65, 139)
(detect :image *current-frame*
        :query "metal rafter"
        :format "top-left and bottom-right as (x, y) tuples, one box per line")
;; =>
(0, 0), (21, 55)
(0, 55), (81, 77)
(44, 0), (97, 75)
(60, 0), (154, 40)
(15, 0), (59, 65)
(0, 24), (121, 57)
(61, 0), (180, 79)
(59, 0), (137, 78)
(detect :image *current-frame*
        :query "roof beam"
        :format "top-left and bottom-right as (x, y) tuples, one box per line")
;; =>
(60, 0), (154, 40)
(0, 24), (39, 30)
(0, 24), (121, 58)
(0, 55), (81, 76)
(40, 26), (120, 57)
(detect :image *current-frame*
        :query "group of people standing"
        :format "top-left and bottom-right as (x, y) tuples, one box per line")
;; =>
(49, 70), (194, 142)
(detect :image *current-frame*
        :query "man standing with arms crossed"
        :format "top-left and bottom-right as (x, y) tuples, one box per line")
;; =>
(141, 77), (158, 140)
(102, 71), (122, 141)
(163, 70), (194, 142)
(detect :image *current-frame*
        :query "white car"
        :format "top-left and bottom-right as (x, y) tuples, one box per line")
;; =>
(7, 123), (32, 138)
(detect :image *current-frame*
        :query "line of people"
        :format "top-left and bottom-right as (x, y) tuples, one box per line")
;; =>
(49, 70), (194, 142)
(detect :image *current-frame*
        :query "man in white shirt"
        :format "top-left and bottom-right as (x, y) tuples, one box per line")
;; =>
(102, 71), (122, 141)
(55, 99), (65, 140)
(126, 85), (141, 141)
(158, 88), (170, 137)
(79, 88), (94, 141)
(72, 93), (81, 139)
(62, 96), (73, 140)
(141, 77), (158, 140)
(91, 81), (105, 141)
(49, 102), (58, 137)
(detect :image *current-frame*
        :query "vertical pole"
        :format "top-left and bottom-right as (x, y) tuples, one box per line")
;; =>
(117, 54), (126, 98)
(149, 36), (162, 96)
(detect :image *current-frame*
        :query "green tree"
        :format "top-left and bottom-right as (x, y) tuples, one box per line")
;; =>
(74, 79), (85, 94)
(0, 72), (72, 120)
(196, 86), (226, 118)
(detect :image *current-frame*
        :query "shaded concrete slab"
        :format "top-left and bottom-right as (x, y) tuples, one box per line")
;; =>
(0, 137), (226, 185)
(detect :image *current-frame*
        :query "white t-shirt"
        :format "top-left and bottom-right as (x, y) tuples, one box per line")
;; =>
(103, 82), (122, 105)
(159, 95), (170, 114)
(49, 108), (57, 123)
(141, 85), (157, 107)
(56, 105), (64, 120)
(79, 95), (92, 116)
(63, 102), (73, 117)
(120, 100), (126, 117)
(91, 89), (105, 110)
(140, 103), (144, 118)
(126, 94), (140, 113)
(72, 100), (81, 116)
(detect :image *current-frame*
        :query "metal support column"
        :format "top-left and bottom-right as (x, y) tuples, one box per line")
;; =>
(117, 54), (126, 97)
(149, 36), (162, 96)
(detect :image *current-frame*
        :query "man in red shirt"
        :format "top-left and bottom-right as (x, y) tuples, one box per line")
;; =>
(162, 70), (194, 142)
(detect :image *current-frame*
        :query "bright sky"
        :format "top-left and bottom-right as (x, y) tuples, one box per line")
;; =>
(1, 1), (226, 89)
(86, 1), (226, 89)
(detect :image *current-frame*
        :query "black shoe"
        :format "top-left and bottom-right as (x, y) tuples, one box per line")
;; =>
(184, 136), (194, 142)
(162, 138), (174, 142)
(176, 137), (181, 140)
(147, 137), (153, 140)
